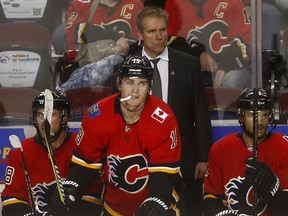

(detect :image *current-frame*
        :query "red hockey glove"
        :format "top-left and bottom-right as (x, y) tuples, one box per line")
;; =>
(134, 197), (169, 216)
(245, 158), (280, 202)
(215, 210), (239, 216)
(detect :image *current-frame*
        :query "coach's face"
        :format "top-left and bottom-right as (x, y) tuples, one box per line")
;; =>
(138, 16), (168, 59)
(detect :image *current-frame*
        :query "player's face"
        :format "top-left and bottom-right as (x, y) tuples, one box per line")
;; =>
(35, 108), (63, 140)
(138, 16), (168, 58)
(120, 77), (150, 109)
(242, 109), (269, 140)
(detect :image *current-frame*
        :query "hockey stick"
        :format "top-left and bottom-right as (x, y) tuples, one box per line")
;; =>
(9, 135), (38, 216)
(252, 88), (259, 216)
(43, 89), (67, 207)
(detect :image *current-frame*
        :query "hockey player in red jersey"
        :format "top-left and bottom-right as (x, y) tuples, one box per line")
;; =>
(203, 88), (288, 216)
(52, 55), (183, 215)
(164, 0), (251, 88)
(1, 91), (102, 216)
(65, 0), (144, 51)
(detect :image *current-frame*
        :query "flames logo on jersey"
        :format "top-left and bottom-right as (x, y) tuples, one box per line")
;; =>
(187, 20), (247, 62)
(187, 20), (229, 54)
(107, 154), (149, 194)
(225, 176), (266, 215)
(95, 20), (132, 39)
(32, 181), (57, 215)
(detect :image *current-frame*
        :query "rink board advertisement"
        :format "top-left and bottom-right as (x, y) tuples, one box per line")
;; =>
(0, 126), (35, 184)
(0, 123), (287, 183)
(0, 50), (41, 87)
(0, 0), (47, 20)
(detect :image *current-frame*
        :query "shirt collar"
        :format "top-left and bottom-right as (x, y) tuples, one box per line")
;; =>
(142, 47), (169, 62)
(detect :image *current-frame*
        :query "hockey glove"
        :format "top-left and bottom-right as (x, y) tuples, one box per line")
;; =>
(216, 39), (249, 72)
(50, 180), (82, 210)
(134, 197), (169, 216)
(245, 158), (280, 201)
(81, 24), (120, 43)
(215, 210), (239, 216)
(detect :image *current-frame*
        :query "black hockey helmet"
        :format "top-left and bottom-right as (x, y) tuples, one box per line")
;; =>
(118, 55), (154, 85)
(237, 87), (275, 127)
(31, 90), (71, 126)
(237, 88), (273, 111)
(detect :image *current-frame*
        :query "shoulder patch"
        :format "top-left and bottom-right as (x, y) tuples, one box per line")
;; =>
(75, 126), (84, 145)
(151, 107), (169, 123)
(88, 103), (101, 118)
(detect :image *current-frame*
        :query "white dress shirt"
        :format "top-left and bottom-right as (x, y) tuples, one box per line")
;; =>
(142, 47), (169, 103)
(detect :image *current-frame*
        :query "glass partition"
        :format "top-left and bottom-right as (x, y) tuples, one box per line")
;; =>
(0, 2), (288, 213)
(0, 0), (288, 199)
(0, 0), (287, 125)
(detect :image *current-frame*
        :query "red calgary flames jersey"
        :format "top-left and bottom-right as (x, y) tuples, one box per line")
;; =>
(2, 133), (77, 214)
(165, 0), (251, 62)
(204, 132), (288, 215)
(73, 93), (181, 215)
(65, 0), (143, 50)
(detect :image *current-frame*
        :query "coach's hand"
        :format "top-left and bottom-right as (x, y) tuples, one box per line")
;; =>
(245, 158), (280, 201)
(134, 197), (169, 216)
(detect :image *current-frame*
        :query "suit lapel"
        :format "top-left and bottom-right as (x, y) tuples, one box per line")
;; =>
(167, 48), (178, 104)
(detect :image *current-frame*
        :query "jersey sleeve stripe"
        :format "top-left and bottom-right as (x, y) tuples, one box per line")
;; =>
(148, 166), (181, 174)
(71, 155), (102, 170)
(104, 201), (123, 216)
(2, 198), (29, 207)
(82, 195), (103, 206)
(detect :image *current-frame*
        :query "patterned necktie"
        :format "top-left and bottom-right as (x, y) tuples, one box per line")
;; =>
(151, 58), (162, 99)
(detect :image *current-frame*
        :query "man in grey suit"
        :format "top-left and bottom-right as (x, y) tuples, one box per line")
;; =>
(135, 6), (214, 216)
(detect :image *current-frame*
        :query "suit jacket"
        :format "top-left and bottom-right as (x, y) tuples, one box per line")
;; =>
(166, 48), (213, 181)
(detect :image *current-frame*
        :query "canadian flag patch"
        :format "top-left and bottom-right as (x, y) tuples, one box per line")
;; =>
(151, 107), (169, 123)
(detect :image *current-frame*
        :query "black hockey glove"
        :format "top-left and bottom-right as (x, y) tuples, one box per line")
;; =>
(216, 40), (249, 72)
(50, 180), (82, 210)
(215, 210), (239, 216)
(245, 158), (280, 202)
(134, 197), (169, 216)
(81, 24), (120, 43)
